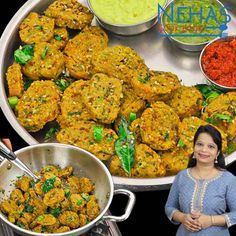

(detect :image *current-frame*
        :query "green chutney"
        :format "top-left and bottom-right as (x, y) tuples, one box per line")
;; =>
(90, 0), (166, 25)
(162, 0), (228, 44)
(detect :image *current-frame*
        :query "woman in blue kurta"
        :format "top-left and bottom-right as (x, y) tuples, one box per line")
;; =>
(165, 125), (236, 236)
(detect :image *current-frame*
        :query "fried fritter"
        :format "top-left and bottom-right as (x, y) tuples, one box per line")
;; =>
(92, 45), (149, 83)
(114, 83), (145, 132)
(140, 101), (180, 150)
(56, 121), (118, 160)
(131, 70), (181, 102)
(19, 12), (55, 44)
(58, 211), (80, 228)
(44, 0), (93, 30)
(129, 118), (142, 143)
(5, 63), (24, 97)
(82, 73), (123, 124)
(131, 144), (166, 177)
(49, 27), (69, 50)
(109, 155), (128, 177)
(64, 26), (108, 79)
(55, 226), (70, 233)
(178, 116), (228, 153)
(167, 85), (203, 119)
(110, 144), (166, 177)
(77, 177), (94, 194)
(119, 82), (146, 120)
(57, 80), (92, 128)
(15, 80), (60, 132)
(86, 197), (100, 221)
(202, 92), (236, 140)
(22, 42), (64, 80)
(159, 148), (189, 176)
(178, 116), (208, 153)
(43, 189), (65, 208)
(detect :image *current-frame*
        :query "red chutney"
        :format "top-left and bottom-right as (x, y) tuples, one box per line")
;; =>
(201, 36), (236, 87)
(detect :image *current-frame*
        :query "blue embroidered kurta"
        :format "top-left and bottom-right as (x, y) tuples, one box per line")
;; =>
(165, 169), (236, 236)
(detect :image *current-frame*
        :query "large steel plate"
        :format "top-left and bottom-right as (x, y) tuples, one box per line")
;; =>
(0, 0), (236, 191)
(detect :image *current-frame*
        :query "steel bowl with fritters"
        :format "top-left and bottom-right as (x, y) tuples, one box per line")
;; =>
(0, 143), (135, 236)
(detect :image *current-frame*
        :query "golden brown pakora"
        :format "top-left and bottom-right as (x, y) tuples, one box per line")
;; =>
(44, 0), (93, 30)
(19, 12), (55, 44)
(81, 73), (123, 124)
(5, 63), (24, 97)
(22, 42), (64, 80)
(140, 101), (180, 150)
(15, 80), (61, 132)
(64, 26), (108, 79)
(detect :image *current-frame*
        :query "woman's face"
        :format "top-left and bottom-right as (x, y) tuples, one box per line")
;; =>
(194, 132), (219, 165)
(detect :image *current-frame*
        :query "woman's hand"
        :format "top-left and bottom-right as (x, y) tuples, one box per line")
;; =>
(197, 214), (212, 229)
(182, 213), (202, 232)
(1, 138), (12, 150)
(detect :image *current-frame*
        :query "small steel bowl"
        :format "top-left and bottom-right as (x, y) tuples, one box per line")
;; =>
(87, 0), (167, 36)
(160, 0), (227, 52)
(199, 35), (236, 92)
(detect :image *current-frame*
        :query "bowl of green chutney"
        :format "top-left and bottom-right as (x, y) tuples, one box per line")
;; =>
(161, 0), (229, 51)
(87, 0), (167, 35)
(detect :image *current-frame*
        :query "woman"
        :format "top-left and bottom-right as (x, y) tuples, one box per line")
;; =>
(165, 124), (236, 236)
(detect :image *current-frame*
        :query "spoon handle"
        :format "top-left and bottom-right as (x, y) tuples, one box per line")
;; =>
(0, 141), (40, 181)
(11, 158), (40, 181)
(0, 141), (15, 161)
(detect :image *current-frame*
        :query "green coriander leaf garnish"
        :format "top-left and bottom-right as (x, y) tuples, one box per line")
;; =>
(177, 139), (185, 148)
(54, 34), (62, 41)
(225, 142), (236, 155)
(24, 204), (33, 213)
(35, 25), (43, 30)
(41, 46), (49, 59)
(42, 177), (56, 193)
(50, 208), (61, 217)
(67, 111), (81, 116)
(14, 44), (34, 64)
(93, 126), (103, 141)
(77, 199), (83, 205)
(129, 112), (136, 122)
(8, 96), (18, 109)
(81, 193), (90, 201)
(164, 132), (169, 140)
(64, 189), (71, 198)
(44, 127), (58, 141)
(207, 113), (232, 124)
(107, 133), (114, 143)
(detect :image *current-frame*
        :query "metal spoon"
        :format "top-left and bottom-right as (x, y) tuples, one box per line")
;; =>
(0, 141), (40, 182)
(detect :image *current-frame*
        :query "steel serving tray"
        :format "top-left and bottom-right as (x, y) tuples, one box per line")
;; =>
(0, 0), (236, 191)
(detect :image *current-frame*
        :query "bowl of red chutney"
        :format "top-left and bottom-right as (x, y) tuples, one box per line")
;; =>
(199, 35), (236, 92)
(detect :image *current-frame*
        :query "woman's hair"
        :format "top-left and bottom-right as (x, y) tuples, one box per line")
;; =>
(187, 124), (226, 169)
